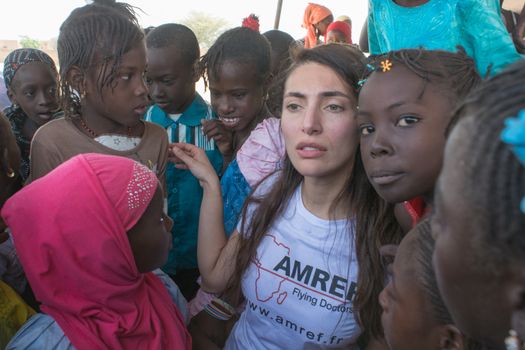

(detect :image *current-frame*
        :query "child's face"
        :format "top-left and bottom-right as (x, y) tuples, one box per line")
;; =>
(326, 30), (348, 44)
(146, 46), (196, 114)
(83, 42), (149, 127)
(379, 231), (442, 350)
(357, 65), (453, 204)
(127, 187), (173, 273)
(209, 61), (265, 132)
(8, 62), (58, 127)
(432, 123), (514, 348)
(281, 62), (358, 182)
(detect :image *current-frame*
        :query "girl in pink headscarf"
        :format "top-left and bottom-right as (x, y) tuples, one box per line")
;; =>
(2, 153), (191, 350)
(302, 3), (333, 48)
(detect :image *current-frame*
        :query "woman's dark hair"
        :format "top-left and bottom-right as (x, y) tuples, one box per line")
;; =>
(414, 219), (484, 350)
(450, 58), (525, 258)
(355, 47), (482, 340)
(225, 44), (368, 307)
(199, 27), (271, 90)
(57, 0), (144, 118)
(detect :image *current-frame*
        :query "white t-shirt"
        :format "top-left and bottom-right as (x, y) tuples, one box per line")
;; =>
(225, 175), (361, 349)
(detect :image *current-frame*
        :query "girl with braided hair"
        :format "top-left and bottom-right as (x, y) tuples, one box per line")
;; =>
(28, 0), (168, 185)
(354, 48), (481, 348)
(432, 58), (525, 350)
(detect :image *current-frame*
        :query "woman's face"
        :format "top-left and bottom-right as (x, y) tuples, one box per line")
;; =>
(281, 62), (358, 183)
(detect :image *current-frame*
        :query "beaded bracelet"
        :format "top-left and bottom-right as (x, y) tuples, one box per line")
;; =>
(203, 297), (236, 321)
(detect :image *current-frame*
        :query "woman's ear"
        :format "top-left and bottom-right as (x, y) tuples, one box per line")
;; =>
(438, 325), (465, 350)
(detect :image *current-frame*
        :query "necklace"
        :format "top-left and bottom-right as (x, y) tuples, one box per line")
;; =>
(79, 118), (133, 138)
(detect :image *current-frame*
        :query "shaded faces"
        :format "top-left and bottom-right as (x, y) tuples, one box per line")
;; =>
(432, 120), (521, 350)
(281, 62), (358, 182)
(7, 62), (59, 128)
(146, 45), (197, 114)
(73, 42), (149, 133)
(209, 61), (266, 132)
(127, 186), (173, 273)
(357, 65), (453, 203)
(380, 224), (465, 350)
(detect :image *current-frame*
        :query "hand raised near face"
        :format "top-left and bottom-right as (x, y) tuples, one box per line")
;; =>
(201, 119), (234, 158)
(169, 143), (220, 188)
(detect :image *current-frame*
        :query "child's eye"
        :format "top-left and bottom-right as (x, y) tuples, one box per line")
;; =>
(120, 73), (132, 81)
(144, 77), (153, 86)
(397, 115), (420, 127)
(162, 79), (174, 85)
(232, 92), (246, 99)
(359, 124), (375, 135)
(23, 90), (35, 98)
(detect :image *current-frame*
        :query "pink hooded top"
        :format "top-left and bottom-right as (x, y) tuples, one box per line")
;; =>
(1, 154), (191, 350)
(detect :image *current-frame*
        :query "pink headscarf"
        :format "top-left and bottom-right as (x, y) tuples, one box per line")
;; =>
(2, 154), (191, 350)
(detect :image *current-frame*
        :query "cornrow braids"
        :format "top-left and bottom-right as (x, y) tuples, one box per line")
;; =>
(452, 58), (525, 258)
(146, 23), (200, 67)
(199, 27), (271, 90)
(415, 219), (485, 350)
(361, 47), (481, 107)
(57, 0), (144, 118)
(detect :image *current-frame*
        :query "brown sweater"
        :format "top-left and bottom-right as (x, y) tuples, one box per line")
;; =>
(29, 118), (168, 187)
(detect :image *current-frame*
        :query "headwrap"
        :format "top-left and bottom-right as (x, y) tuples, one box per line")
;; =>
(1, 154), (191, 350)
(325, 21), (352, 44)
(242, 14), (260, 32)
(302, 3), (332, 48)
(3, 48), (57, 90)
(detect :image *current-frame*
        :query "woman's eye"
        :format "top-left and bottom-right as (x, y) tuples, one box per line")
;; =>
(397, 115), (420, 127)
(359, 124), (375, 135)
(286, 103), (301, 112)
(326, 104), (343, 112)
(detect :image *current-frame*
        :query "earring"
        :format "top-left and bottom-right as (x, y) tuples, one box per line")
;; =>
(6, 167), (15, 178)
(12, 103), (19, 110)
(505, 329), (519, 350)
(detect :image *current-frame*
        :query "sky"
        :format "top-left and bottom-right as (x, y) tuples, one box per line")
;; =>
(0, 0), (369, 43)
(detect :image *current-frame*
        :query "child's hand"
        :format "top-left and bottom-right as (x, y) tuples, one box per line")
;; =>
(169, 143), (220, 187)
(201, 119), (234, 158)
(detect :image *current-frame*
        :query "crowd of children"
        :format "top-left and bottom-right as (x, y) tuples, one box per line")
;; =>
(0, 0), (525, 349)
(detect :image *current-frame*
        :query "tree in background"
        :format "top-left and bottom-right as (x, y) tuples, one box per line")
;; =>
(181, 12), (229, 50)
(19, 36), (41, 49)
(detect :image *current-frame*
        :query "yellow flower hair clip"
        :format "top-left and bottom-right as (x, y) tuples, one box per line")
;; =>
(380, 59), (393, 72)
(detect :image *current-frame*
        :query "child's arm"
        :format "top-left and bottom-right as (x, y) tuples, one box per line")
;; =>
(170, 143), (238, 293)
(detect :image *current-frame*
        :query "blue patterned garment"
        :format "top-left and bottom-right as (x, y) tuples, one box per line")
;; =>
(221, 159), (252, 236)
(368, 0), (522, 76)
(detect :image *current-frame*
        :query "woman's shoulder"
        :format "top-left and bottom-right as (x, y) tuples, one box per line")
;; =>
(6, 313), (75, 350)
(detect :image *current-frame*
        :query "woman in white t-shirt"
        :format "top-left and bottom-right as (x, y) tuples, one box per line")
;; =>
(171, 44), (367, 349)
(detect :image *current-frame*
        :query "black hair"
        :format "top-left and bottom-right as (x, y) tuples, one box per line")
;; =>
(146, 23), (200, 66)
(57, 0), (144, 118)
(363, 47), (481, 108)
(262, 30), (297, 117)
(0, 112), (14, 175)
(451, 58), (525, 258)
(355, 47), (481, 341)
(413, 219), (485, 350)
(199, 27), (271, 89)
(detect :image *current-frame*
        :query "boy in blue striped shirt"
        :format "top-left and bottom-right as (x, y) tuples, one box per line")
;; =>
(145, 24), (224, 299)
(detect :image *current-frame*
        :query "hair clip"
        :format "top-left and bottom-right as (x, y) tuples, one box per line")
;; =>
(501, 109), (525, 213)
(366, 64), (375, 72)
(357, 79), (367, 88)
(380, 59), (393, 73)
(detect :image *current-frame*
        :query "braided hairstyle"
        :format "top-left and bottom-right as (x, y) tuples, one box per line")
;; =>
(450, 58), (525, 261)
(199, 27), (271, 91)
(355, 47), (482, 340)
(146, 23), (200, 67)
(57, 0), (144, 118)
(413, 220), (484, 350)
